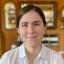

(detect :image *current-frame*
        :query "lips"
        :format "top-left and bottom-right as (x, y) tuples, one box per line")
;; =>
(27, 36), (36, 38)
(27, 35), (37, 38)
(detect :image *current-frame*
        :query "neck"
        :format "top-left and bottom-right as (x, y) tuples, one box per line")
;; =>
(24, 43), (42, 57)
(24, 43), (42, 64)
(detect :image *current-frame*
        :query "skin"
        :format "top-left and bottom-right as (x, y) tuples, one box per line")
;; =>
(17, 10), (46, 64)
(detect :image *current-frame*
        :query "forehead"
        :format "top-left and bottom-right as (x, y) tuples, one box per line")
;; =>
(19, 10), (43, 23)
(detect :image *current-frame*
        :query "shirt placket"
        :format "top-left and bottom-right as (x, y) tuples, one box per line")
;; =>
(34, 58), (48, 64)
(20, 57), (27, 64)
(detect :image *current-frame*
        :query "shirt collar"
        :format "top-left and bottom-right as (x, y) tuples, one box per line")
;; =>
(18, 44), (48, 60)
(18, 44), (27, 59)
(35, 44), (48, 60)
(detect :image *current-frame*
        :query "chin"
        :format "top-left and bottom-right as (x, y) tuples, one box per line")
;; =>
(28, 41), (39, 46)
(29, 44), (37, 47)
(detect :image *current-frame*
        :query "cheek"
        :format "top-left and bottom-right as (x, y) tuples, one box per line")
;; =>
(19, 29), (27, 38)
(39, 30), (45, 36)
(38, 28), (45, 38)
(37, 27), (45, 34)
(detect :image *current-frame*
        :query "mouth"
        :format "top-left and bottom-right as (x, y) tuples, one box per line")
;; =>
(27, 36), (37, 39)
(26, 36), (37, 43)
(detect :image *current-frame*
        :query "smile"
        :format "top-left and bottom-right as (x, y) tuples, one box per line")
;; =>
(27, 36), (37, 38)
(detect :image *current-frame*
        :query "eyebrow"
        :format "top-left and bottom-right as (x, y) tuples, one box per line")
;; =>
(21, 21), (40, 24)
(33, 21), (40, 23)
(21, 22), (28, 24)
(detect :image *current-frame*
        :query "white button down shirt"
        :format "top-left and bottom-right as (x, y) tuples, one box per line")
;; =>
(0, 44), (64, 64)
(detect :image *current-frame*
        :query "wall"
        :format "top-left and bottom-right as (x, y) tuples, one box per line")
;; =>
(0, 0), (17, 53)
(57, 0), (64, 50)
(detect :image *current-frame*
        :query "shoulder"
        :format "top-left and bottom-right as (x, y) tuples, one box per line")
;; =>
(45, 47), (64, 63)
(0, 47), (18, 61)
(42, 45), (59, 57)
(1, 44), (24, 57)
(2, 46), (19, 58)
(45, 47), (60, 58)
(46, 47), (58, 55)
(0, 44), (24, 64)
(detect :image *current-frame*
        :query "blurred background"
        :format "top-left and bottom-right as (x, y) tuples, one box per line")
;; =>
(0, 0), (64, 58)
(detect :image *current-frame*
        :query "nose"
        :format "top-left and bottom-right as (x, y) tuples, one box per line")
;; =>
(27, 25), (35, 34)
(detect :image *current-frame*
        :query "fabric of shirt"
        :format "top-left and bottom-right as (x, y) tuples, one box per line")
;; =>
(0, 44), (64, 64)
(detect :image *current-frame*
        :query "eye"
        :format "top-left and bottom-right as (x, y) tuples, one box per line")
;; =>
(34, 23), (40, 26)
(21, 24), (28, 27)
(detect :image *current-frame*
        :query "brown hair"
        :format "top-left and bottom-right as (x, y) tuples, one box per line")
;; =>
(16, 4), (46, 27)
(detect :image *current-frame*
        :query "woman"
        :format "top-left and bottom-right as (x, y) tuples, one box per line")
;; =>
(0, 4), (64, 64)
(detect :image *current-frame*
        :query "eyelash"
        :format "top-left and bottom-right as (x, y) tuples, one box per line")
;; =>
(34, 23), (40, 26)
(21, 23), (40, 27)
(21, 24), (28, 27)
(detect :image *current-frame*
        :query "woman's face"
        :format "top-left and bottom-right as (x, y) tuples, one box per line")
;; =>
(17, 10), (46, 47)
